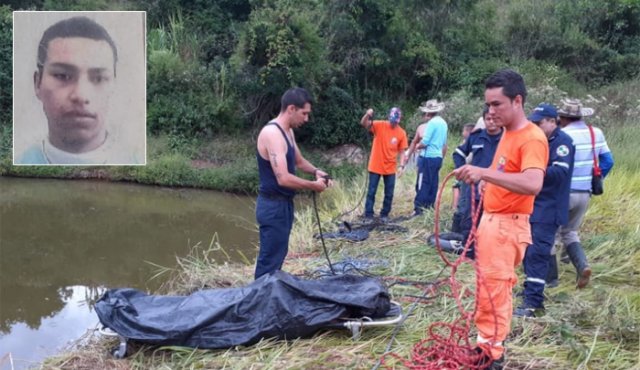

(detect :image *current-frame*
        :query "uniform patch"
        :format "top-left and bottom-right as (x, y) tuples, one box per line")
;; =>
(556, 145), (569, 157)
(497, 156), (506, 172)
(390, 137), (398, 145)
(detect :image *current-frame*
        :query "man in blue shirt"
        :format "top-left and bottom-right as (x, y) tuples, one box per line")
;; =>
(515, 103), (575, 317)
(548, 99), (614, 289)
(403, 100), (448, 215)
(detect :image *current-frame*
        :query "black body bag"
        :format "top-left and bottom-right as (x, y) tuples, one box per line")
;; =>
(95, 271), (392, 349)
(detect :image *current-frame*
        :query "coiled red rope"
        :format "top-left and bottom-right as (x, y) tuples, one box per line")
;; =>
(379, 172), (500, 369)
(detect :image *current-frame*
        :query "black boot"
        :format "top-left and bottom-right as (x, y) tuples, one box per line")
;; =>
(566, 242), (591, 289)
(546, 254), (559, 288)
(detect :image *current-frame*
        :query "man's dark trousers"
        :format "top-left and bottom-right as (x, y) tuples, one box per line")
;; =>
(522, 222), (558, 308)
(414, 156), (442, 213)
(365, 172), (396, 218)
(255, 195), (294, 279)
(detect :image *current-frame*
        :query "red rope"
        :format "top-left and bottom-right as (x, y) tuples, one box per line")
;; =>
(380, 172), (500, 369)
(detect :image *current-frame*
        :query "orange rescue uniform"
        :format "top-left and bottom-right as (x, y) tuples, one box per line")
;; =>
(367, 120), (408, 175)
(475, 122), (548, 359)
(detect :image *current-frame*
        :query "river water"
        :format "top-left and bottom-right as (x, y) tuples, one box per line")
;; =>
(0, 177), (258, 369)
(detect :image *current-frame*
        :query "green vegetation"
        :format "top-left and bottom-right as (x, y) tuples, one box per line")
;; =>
(2, 0), (640, 167)
(39, 76), (640, 369)
(42, 108), (639, 368)
(0, 2), (638, 367)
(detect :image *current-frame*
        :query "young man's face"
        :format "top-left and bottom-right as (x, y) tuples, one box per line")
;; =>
(484, 87), (522, 130)
(484, 114), (500, 134)
(35, 37), (115, 153)
(289, 103), (311, 128)
(462, 127), (472, 139)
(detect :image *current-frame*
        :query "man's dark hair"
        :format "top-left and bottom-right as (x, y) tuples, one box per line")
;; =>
(482, 105), (490, 118)
(561, 116), (581, 123)
(485, 69), (527, 105)
(37, 16), (118, 84)
(280, 87), (313, 112)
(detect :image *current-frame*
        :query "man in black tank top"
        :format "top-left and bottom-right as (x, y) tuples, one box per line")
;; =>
(254, 87), (333, 279)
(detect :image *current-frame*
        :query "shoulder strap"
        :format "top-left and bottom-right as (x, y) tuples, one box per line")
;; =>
(268, 122), (292, 148)
(587, 124), (601, 172)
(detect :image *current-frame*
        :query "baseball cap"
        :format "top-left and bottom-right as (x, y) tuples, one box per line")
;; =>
(528, 103), (558, 123)
(388, 107), (402, 124)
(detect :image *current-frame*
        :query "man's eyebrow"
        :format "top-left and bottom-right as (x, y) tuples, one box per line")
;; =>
(46, 62), (78, 71)
(86, 67), (111, 75)
(47, 63), (111, 74)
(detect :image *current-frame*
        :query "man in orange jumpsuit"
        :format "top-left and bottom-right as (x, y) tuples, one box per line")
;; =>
(454, 69), (548, 369)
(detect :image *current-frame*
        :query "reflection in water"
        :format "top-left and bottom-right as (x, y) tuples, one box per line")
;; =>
(0, 177), (258, 369)
(0, 286), (104, 370)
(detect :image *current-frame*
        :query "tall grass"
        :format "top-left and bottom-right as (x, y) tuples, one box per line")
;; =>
(42, 81), (639, 369)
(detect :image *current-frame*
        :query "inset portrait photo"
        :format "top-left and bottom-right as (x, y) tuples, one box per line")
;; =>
(13, 11), (146, 165)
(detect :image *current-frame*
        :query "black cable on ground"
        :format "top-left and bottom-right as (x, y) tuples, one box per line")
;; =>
(312, 191), (335, 275)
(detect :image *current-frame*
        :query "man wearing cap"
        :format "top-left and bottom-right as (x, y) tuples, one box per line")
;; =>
(514, 103), (574, 318)
(360, 107), (408, 222)
(454, 69), (548, 368)
(548, 99), (614, 289)
(402, 99), (448, 215)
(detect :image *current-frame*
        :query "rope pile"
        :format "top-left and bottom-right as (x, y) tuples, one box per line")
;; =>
(379, 172), (500, 370)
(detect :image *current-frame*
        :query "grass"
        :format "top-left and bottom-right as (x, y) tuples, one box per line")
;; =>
(31, 80), (640, 369)
(40, 158), (640, 369)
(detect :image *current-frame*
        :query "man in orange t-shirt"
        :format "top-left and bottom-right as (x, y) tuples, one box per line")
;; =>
(454, 70), (548, 369)
(360, 107), (408, 222)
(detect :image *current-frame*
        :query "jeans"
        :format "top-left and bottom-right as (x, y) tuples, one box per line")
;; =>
(414, 156), (443, 213)
(255, 195), (294, 279)
(365, 172), (396, 218)
(558, 192), (590, 246)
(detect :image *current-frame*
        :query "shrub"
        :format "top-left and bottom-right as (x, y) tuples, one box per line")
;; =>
(296, 86), (364, 148)
(0, 5), (11, 130)
(147, 50), (242, 137)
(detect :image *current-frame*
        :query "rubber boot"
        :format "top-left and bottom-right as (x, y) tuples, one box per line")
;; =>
(546, 255), (559, 288)
(566, 242), (591, 289)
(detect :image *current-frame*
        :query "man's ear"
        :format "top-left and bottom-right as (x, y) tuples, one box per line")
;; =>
(514, 95), (523, 108)
(33, 71), (41, 99)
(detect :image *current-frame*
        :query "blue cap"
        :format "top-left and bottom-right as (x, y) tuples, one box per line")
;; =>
(388, 107), (402, 124)
(528, 103), (558, 123)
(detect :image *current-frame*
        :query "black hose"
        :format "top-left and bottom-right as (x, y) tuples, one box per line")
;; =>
(312, 192), (335, 275)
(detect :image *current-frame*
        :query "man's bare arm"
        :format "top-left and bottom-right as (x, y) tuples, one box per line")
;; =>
(290, 130), (329, 180)
(402, 125), (423, 166)
(360, 109), (374, 130)
(454, 165), (544, 195)
(259, 128), (327, 192)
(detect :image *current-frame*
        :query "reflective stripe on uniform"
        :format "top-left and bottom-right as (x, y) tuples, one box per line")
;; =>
(525, 276), (546, 285)
(477, 334), (503, 347)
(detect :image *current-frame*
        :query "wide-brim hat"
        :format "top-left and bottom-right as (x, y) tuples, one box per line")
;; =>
(419, 99), (445, 113)
(557, 98), (594, 118)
